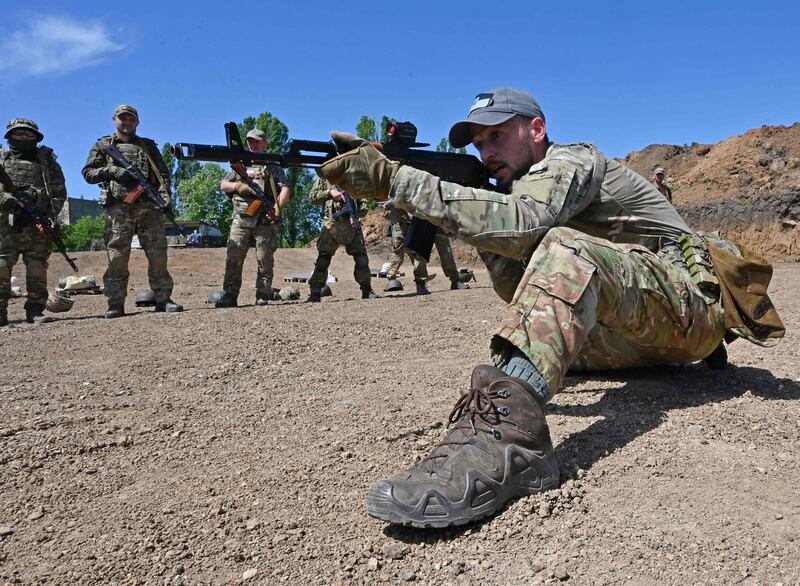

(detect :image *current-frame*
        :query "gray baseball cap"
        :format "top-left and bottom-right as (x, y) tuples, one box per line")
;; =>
(246, 129), (268, 141)
(448, 87), (545, 148)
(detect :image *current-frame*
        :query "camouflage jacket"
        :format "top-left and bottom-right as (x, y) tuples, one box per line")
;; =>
(310, 178), (366, 230)
(82, 134), (171, 208)
(0, 146), (67, 220)
(388, 142), (693, 299)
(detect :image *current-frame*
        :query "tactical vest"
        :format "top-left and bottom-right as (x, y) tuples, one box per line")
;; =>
(0, 147), (55, 214)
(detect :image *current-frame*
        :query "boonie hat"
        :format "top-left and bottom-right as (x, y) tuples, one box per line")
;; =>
(113, 104), (139, 119)
(5, 118), (43, 141)
(246, 129), (268, 141)
(654, 166), (665, 175)
(449, 87), (545, 148)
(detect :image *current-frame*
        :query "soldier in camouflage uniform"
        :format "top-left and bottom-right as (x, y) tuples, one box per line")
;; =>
(215, 129), (290, 308)
(318, 87), (782, 528)
(0, 119), (67, 326)
(384, 208), (469, 295)
(306, 178), (377, 302)
(82, 105), (182, 318)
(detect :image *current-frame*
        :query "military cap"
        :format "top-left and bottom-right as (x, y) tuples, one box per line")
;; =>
(449, 87), (545, 148)
(654, 166), (665, 175)
(246, 129), (268, 141)
(5, 118), (44, 141)
(113, 104), (139, 119)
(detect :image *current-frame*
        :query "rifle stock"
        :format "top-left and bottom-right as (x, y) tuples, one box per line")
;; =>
(173, 121), (490, 260)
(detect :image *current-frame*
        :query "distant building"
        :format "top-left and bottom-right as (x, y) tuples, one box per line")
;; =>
(58, 196), (103, 225)
(133, 220), (224, 248)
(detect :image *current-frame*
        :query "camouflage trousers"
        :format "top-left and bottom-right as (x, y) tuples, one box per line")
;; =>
(386, 222), (459, 282)
(308, 221), (371, 293)
(104, 203), (174, 304)
(0, 225), (51, 307)
(491, 227), (726, 399)
(223, 215), (279, 299)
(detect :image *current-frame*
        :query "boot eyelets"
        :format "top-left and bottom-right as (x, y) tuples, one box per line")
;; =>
(492, 429), (502, 440)
(498, 407), (510, 416)
(498, 390), (510, 399)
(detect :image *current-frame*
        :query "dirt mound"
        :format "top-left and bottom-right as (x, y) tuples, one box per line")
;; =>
(621, 123), (800, 203)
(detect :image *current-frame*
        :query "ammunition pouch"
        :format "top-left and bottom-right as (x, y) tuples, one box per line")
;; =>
(702, 233), (785, 347)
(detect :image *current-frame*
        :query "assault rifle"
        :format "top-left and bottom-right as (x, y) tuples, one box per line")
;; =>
(223, 123), (280, 222)
(332, 188), (367, 255)
(0, 163), (78, 272)
(172, 122), (491, 261)
(100, 143), (186, 237)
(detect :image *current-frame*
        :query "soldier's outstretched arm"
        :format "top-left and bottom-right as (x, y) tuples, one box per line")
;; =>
(319, 134), (599, 260)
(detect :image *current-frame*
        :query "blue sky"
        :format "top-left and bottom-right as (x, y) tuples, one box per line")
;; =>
(1, 0), (798, 199)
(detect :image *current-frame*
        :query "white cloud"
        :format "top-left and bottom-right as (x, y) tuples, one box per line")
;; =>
(0, 15), (124, 79)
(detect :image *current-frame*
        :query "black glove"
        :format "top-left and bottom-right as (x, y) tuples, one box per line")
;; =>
(106, 165), (137, 184)
(0, 192), (21, 210)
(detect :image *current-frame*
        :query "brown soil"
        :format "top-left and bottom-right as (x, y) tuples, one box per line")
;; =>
(2, 248), (799, 585)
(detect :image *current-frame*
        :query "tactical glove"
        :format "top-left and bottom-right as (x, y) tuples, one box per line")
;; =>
(317, 132), (400, 201)
(106, 165), (137, 184)
(0, 192), (21, 210)
(234, 181), (257, 198)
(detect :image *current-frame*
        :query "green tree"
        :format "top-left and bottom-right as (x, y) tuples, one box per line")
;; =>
(63, 215), (106, 251)
(175, 163), (232, 235)
(161, 142), (202, 212)
(436, 138), (466, 154)
(281, 168), (321, 247)
(239, 113), (289, 151)
(355, 116), (377, 141)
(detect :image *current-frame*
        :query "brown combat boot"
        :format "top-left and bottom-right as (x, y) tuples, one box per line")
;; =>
(367, 365), (559, 528)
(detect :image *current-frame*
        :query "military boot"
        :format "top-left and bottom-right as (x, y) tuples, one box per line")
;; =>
(155, 299), (184, 313)
(105, 303), (125, 319)
(24, 302), (54, 324)
(366, 365), (559, 528)
(414, 279), (430, 296)
(361, 288), (379, 300)
(306, 292), (322, 303)
(255, 296), (270, 306)
(450, 281), (470, 290)
(0, 307), (8, 327)
(214, 292), (238, 308)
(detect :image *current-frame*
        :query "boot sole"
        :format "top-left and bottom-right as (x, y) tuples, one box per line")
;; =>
(366, 445), (559, 528)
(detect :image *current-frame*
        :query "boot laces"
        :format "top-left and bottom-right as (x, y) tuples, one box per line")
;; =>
(420, 383), (505, 467)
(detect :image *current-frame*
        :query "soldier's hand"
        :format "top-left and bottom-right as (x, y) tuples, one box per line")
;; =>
(330, 188), (344, 203)
(106, 165), (137, 184)
(317, 131), (400, 201)
(234, 181), (257, 198)
(0, 192), (21, 210)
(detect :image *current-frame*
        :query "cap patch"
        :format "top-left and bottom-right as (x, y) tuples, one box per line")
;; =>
(469, 93), (494, 114)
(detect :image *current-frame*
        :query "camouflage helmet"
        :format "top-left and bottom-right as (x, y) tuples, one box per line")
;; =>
(134, 290), (156, 307)
(279, 286), (301, 301)
(5, 118), (43, 141)
(46, 291), (74, 313)
(207, 289), (227, 304)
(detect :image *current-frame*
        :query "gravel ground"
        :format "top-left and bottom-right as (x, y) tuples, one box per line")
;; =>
(1, 248), (798, 585)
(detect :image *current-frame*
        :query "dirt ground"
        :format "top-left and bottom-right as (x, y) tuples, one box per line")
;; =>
(1, 247), (799, 586)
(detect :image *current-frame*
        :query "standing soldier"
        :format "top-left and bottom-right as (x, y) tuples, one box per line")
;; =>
(306, 178), (377, 302)
(82, 105), (182, 318)
(383, 209), (470, 295)
(0, 118), (67, 326)
(215, 129), (290, 308)
(653, 166), (673, 202)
